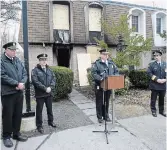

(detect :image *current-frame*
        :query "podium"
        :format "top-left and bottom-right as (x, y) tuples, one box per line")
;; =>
(93, 75), (124, 144)
(101, 75), (125, 90)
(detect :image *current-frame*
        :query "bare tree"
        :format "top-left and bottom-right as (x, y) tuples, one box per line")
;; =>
(1, 0), (21, 23)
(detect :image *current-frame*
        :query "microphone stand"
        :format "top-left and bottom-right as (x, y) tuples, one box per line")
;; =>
(92, 70), (118, 144)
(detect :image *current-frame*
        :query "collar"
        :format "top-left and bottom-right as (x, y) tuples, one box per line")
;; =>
(5, 53), (13, 60)
(156, 61), (161, 64)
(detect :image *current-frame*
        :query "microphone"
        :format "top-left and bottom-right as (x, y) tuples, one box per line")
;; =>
(100, 67), (108, 76)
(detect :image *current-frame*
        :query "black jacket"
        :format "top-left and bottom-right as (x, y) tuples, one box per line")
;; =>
(31, 64), (56, 98)
(1, 53), (27, 96)
(147, 61), (166, 90)
(91, 58), (119, 86)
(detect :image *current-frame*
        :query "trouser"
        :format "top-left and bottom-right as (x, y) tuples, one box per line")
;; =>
(1, 92), (23, 139)
(95, 87), (111, 119)
(150, 90), (166, 113)
(36, 96), (54, 128)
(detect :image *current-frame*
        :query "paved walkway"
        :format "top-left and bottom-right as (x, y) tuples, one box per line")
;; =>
(1, 89), (166, 150)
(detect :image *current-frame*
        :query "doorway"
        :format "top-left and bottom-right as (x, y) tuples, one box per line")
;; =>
(57, 48), (70, 67)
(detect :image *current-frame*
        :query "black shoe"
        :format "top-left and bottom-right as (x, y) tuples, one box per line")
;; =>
(3, 138), (13, 148)
(98, 118), (103, 123)
(37, 127), (44, 134)
(152, 112), (157, 117)
(159, 112), (166, 117)
(48, 122), (56, 128)
(13, 135), (28, 142)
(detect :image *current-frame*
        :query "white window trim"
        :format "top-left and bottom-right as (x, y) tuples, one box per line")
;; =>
(128, 8), (146, 39)
(152, 11), (166, 46)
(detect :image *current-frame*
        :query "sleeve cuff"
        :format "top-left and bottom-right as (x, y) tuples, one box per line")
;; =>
(151, 75), (156, 81)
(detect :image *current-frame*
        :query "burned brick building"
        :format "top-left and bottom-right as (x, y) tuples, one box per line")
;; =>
(19, 0), (166, 85)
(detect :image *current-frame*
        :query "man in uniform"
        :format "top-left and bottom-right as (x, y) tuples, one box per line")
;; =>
(147, 50), (166, 117)
(91, 49), (119, 123)
(31, 53), (56, 134)
(1, 42), (28, 148)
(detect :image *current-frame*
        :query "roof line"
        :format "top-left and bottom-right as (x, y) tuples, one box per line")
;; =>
(103, 1), (166, 11)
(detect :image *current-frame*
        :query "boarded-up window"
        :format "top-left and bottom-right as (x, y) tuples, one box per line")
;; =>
(53, 4), (70, 43)
(53, 4), (69, 30)
(89, 8), (102, 43)
(89, 8), (101, 31)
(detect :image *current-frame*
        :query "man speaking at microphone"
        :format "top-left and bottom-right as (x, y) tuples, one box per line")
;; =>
(91, 49), (119, 123)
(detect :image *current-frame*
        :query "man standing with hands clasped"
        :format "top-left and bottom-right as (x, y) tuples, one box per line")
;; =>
(31, 53), (56, 134)
(147, 50), (166, 117)
(1, 42), (28, 148)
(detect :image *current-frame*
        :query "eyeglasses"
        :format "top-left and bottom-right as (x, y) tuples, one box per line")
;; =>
(153, 55), (160, 57)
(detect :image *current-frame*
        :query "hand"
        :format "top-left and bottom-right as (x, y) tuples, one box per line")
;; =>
(161, 79), (167, 83)
(157, 79), (166, 84)
(17, 83), (25, 90)
(46, 87), (51, 93)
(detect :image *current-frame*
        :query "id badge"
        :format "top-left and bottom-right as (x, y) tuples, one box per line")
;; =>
(97, 86), (99, 90)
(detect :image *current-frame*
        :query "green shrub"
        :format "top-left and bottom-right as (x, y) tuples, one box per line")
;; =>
(50, 66), (74, 100)
(129, 69), (149, 88)
(87, 68), (95, 90)
(118, 68), (129, 77)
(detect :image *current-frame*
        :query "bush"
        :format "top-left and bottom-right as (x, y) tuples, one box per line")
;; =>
(118, 68), (129, 77)
(129, 69), (149, 88)
(87, 68), (95, 90)
(50, 66), (74, 100)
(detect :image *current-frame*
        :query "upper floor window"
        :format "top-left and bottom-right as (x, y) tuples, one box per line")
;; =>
(129, 8), (146, 39)
(132, 15), (139, 32)
(152, 11), (166, 46)
(52, 3), (70, 43)
(156, 18), (161, 34)
(88, 2), (103, 44)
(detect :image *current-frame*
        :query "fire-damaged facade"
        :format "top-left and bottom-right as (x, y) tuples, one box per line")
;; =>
(19, 0), (166, 84)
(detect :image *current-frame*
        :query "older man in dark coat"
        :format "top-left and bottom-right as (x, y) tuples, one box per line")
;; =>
(1, 42), (28, 148)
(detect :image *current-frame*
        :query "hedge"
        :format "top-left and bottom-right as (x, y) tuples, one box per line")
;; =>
(50, 66), (74, 100)
(129, 69), (149, 88)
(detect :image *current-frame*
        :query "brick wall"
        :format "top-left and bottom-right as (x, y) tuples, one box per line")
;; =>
(19, 1), (158, 45)
(72, 1), (87, 44)
(19, 1), (50, 43)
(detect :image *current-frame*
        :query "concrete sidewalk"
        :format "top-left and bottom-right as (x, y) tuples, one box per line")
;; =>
(1, 89), (166, 150)
(2, 114), (165, 150)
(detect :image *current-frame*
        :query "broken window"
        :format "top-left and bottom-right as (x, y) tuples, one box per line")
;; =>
(89, 7), (102, 44)
(52, 4), (70, 43)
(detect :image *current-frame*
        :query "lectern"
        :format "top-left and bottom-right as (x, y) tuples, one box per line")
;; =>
(93, 75), (124, 144)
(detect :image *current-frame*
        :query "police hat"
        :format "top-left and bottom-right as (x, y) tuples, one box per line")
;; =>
(3, 42), (17, 50)
(99, 49), (109, 54)
(37, 53), (48, 59)
(153, 50), (162, 56)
